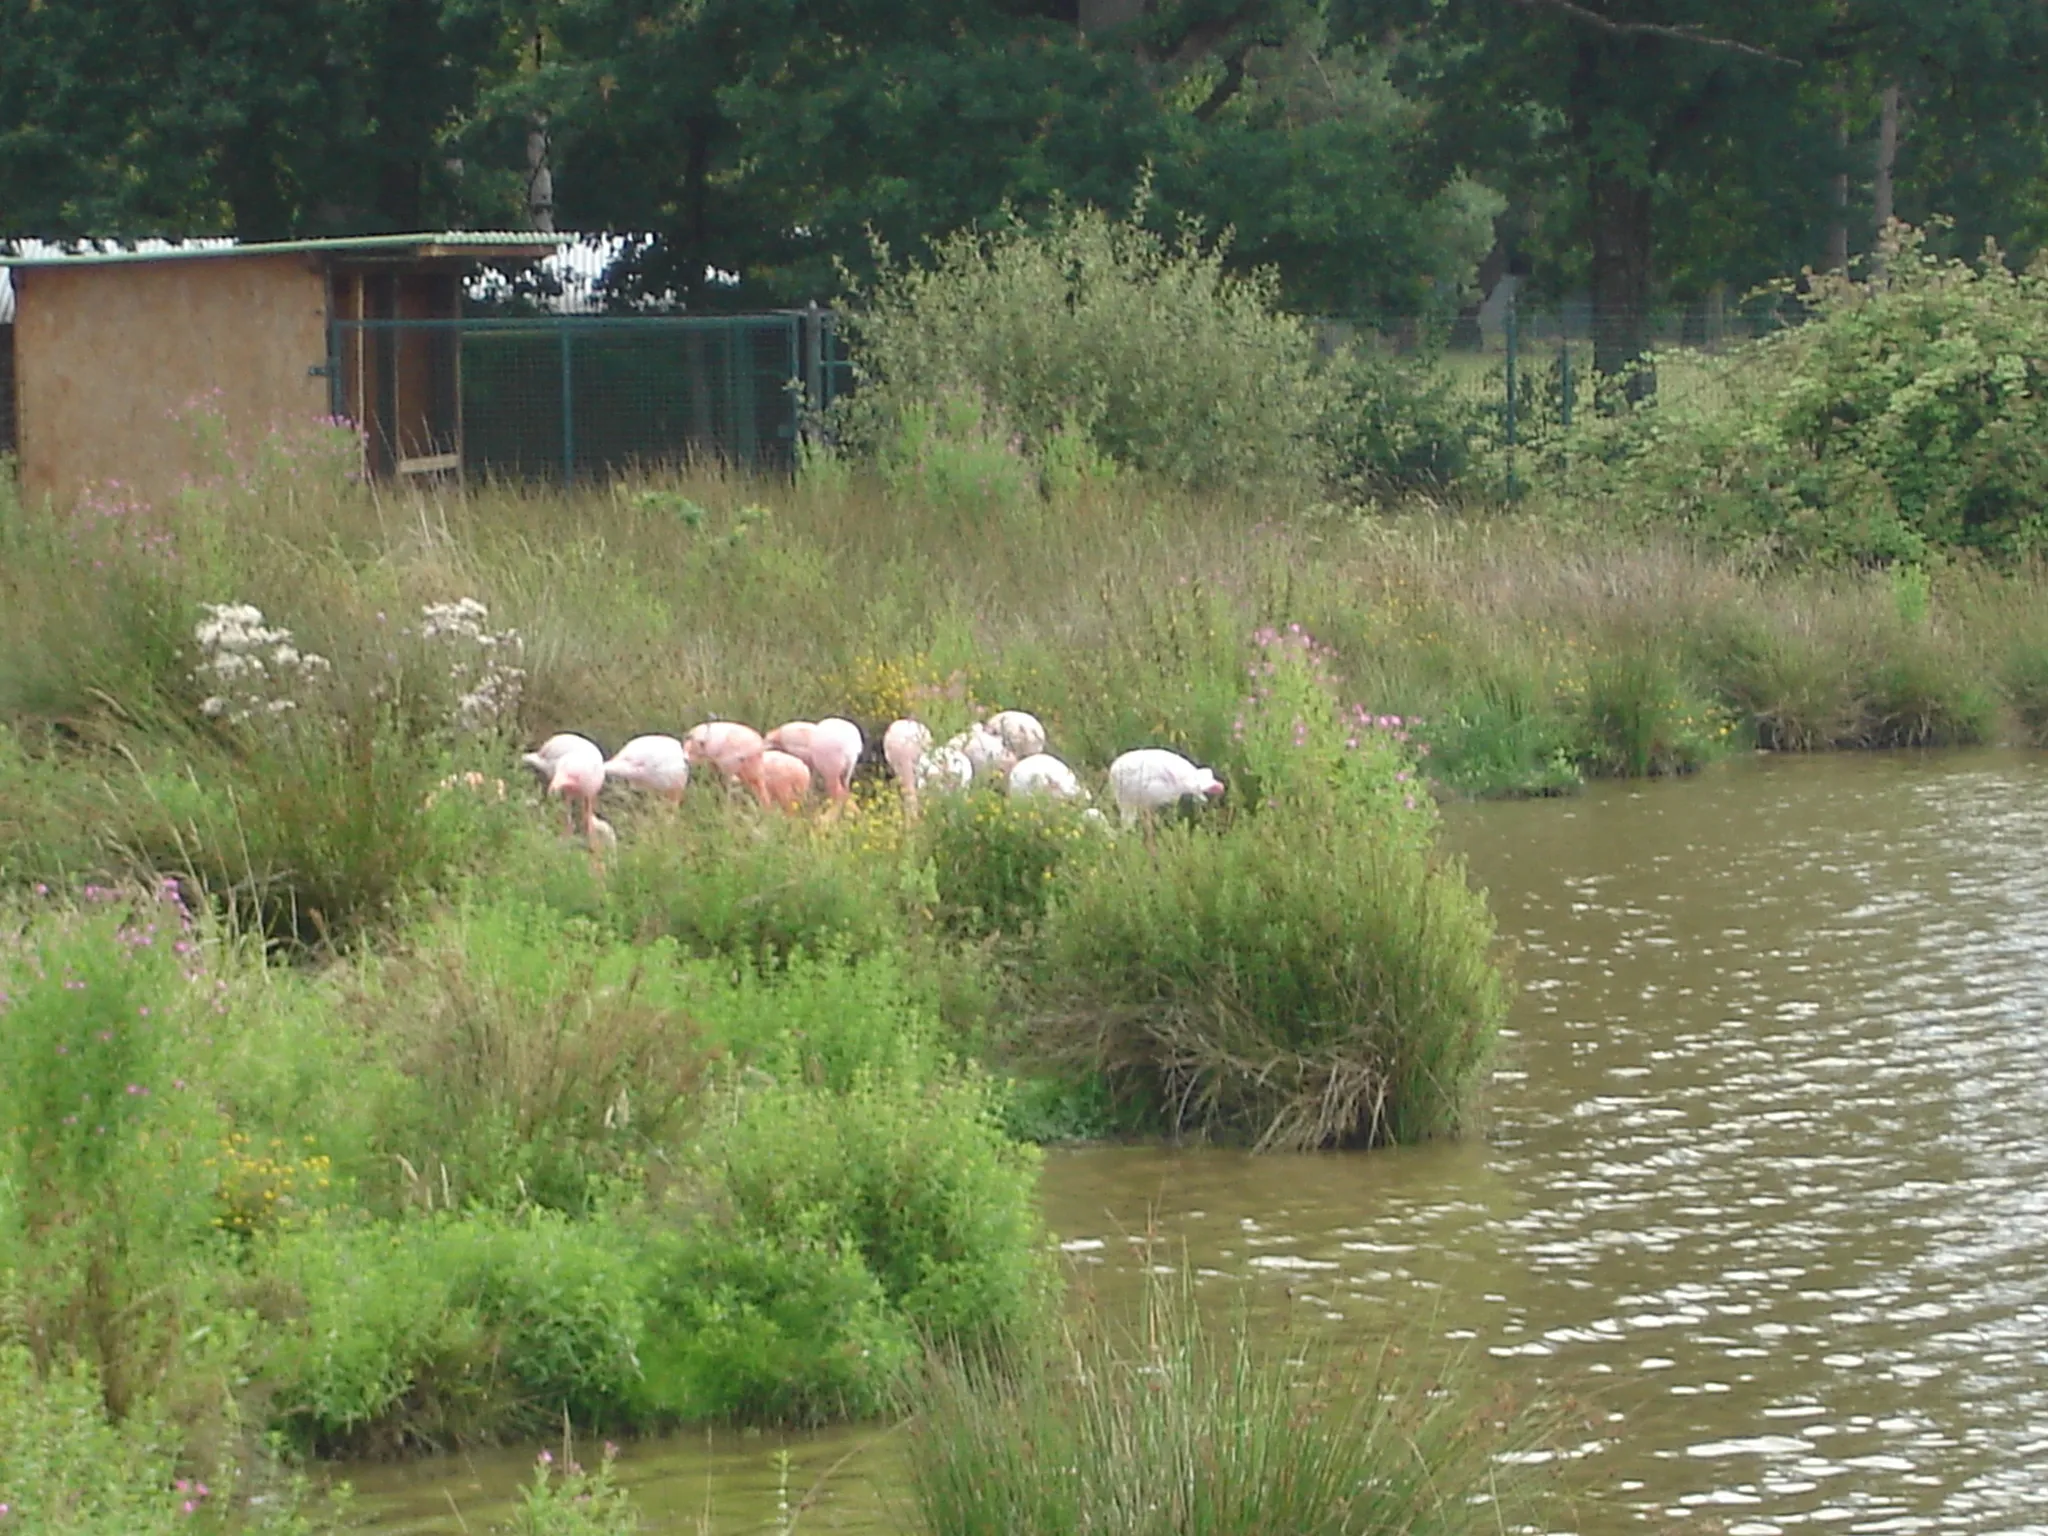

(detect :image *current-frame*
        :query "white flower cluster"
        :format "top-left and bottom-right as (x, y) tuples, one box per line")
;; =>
(415, 598), (525, 732)
(192, 602), (331, 723)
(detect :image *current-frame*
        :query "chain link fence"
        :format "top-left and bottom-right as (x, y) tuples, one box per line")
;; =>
(1338, 290), (1801, 429)
(326, 309), (853, 486)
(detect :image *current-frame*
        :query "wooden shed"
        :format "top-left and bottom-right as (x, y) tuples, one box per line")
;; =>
(0, 233), (566, 509)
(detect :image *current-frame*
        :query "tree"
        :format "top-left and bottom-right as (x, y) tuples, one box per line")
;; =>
(1349, 0), (2048, 392)
(0, 0), (527, 241)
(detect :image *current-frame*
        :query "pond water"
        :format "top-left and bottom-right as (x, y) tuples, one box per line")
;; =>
(344, 749), (2048, 1534)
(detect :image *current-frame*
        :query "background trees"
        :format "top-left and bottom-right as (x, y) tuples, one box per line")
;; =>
(3, 0), (2044, 333)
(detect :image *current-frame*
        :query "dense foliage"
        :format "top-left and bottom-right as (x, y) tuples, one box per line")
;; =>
(1533, 235), (2048, 564)
(6, 0), (2046, 350)
(836, 203), (1331, 494)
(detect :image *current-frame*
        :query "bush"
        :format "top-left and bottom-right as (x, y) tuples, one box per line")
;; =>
(1040, 804), (1504, 1151)
(920, 790), (1108, 940)
(106, 710), (518, 950)
(0, 892), (224, 1419)
(2003, 634), (2048, 744)
(835, 200), (1331, 494)
(629, 1223), (916, 1427)
(1534, 229), (2048, 564)
(707, 1071), (1049, 1350)
(1857, 629), (1999, 747)
(1320, 343), (1489, 496)
(261, 1210), (646, 1452)
(904, 1267), (1547, 1536)
(1571, 633), (1730, 777)
(357, 902), (708, 1215)
(679, 944), (944, 1093)
(564, 802), (910, 968)
(503, 1442), (639, 1536)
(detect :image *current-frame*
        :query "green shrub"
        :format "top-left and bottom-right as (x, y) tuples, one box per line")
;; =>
(1856, 630), (1999, 747)
(573, 802), (909, 968)
(1320, 343), (1489, 495)
(107, 712), (518, 950)
(904, 1267), (1547, 1536)
(1420, 668), (1581, 798)
(1534, 229), (2048, 564)
(836, 201), (1331, 494)
(261, 1211), (645, 1451)
(1701, 611), (1861, 751)
(921, 790), (1108, 940)
(680, 945), (943, 1092)
(708, 1071), (1049, 1349)
(629, 1223), (916, 1426)
(2002, 633), (2048, 744)
(1041, 804), (1503, 1151)
(359, 902), (708, 1215)
(0, 893), (224, 1418)
(0, 1346), (232, 1536)
(1573, 635), (1729, 777)
(1228, 623), (1437, 836)
(875, 391), (1041, 519)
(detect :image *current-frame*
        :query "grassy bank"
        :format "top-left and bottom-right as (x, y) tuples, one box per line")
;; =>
(3, 438), (2042, 1526)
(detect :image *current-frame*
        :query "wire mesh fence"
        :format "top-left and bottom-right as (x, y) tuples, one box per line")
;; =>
(1338, 291), (1801, 438)
(326, 309), (852, 486)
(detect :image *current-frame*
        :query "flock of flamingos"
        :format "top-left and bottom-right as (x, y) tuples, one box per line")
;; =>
(517, 710), (1227, 850)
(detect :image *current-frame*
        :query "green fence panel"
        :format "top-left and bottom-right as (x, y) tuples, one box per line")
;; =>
(329, 311), (837, 485)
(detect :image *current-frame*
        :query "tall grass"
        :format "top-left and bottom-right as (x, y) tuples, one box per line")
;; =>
(903, 1265), (1551, 1536)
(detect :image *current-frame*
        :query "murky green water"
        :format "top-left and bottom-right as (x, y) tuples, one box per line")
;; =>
(345, 750), (2048, 1534)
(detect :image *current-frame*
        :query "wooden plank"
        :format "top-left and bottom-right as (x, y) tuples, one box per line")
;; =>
(396, 450), (460, 476)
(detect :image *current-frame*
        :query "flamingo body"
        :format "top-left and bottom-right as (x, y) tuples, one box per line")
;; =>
(915, 744), (975, 797)
(811, 717), (864, 803)
(986, 710), (1049, 762)
(950, 722), (1015, 783)
(521, 733), (606, 836)
(603, 734), (690, 804)
(759, 749), (813, 812)
(685, 721), (769, 803)
(884, 719), (935, 817)
(1008, 753), (1085, 802)
(1107, 749), (1224, 828)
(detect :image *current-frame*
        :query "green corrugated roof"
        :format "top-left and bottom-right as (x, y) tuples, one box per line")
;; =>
(0, 232), (572, 267)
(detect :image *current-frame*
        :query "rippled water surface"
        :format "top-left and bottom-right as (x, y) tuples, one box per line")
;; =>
(348, 751), (2048, 1534)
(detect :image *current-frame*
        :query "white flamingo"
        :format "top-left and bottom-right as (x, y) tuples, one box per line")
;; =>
(602, 734), (690, 805)
(1107, 748), (1224, 830)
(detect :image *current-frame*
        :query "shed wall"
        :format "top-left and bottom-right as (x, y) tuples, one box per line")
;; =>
(13, 254), (329, 508)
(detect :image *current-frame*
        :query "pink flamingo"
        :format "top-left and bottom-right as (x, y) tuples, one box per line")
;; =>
(810, 717), (864, 806)
(521, 733), (607, 839)
(683, 721), (769, 805)
(883, 718), (933, 818)
(759, 749), (813, 812)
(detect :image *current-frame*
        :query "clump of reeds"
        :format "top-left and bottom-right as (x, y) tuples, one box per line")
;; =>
(902, 1264), (1552, 1536)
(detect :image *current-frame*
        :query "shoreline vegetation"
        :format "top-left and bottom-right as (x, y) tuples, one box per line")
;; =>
(7, 215), (2048, 1532)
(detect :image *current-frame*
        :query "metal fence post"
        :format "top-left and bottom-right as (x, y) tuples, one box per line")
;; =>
(559, 328), (576, 487)
(1559, 333), (1573, 429)
(1504, 294), (1520, 499)
(802, 303), (824, 424)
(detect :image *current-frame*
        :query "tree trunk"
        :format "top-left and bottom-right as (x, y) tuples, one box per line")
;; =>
(1588, 170), (1655, 403)
(526, 117), (555, 233)
(221, 125), (294, 242)
(1873, 81), (1901, 267)
(1827, 105), (1849, 273)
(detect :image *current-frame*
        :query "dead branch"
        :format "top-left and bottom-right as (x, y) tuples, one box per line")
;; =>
(1500, 0), (1800, 64)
